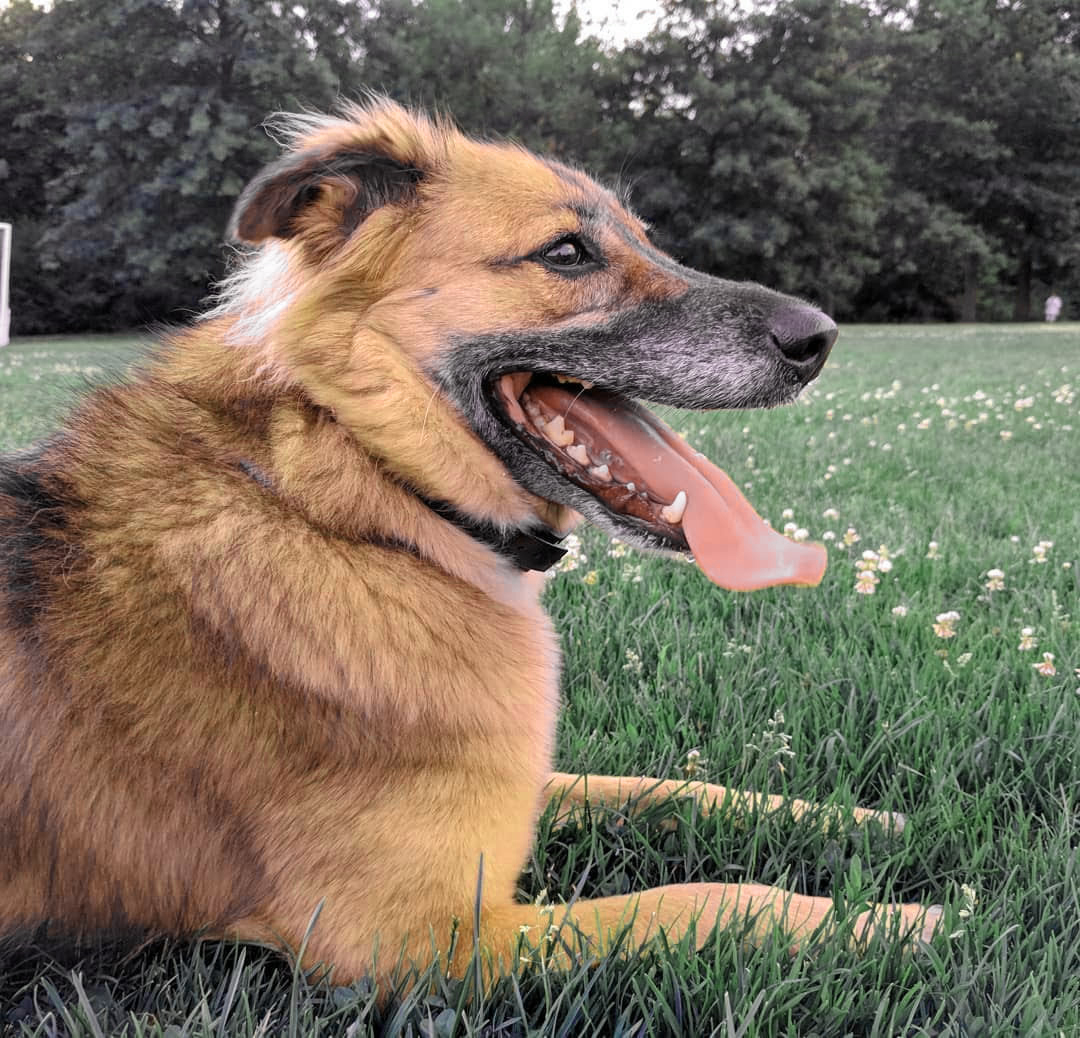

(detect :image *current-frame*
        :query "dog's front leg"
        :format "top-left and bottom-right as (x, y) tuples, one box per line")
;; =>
(478, 880), (940, 971)
(544, 772), (906, 835)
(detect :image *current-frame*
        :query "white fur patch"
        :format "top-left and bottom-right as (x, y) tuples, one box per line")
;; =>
(203, 243), (303, 350)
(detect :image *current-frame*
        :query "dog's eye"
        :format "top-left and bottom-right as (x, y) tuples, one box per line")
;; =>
(541, 237), (589, 267)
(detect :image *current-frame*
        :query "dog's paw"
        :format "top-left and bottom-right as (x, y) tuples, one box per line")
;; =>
(805, 803), (906, 838)
(850, 901), (943, 951)
(918, 904), (945, 944)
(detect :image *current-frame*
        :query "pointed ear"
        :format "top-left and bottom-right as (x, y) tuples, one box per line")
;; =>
(228, 149), (424, 244)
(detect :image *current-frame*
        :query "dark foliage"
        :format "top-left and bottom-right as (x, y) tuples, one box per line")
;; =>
(1, 0), (1078, 332)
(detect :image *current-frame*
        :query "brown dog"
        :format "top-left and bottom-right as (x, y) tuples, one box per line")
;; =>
(0, 100), (939, 986)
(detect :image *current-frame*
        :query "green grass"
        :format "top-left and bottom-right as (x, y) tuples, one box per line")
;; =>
(1, 325), (1078, 1036)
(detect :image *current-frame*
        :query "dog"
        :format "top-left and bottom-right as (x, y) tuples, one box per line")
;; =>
(0, 100), (940, 988)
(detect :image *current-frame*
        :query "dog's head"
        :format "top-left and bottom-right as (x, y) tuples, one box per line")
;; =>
(224, 99), (834, 590)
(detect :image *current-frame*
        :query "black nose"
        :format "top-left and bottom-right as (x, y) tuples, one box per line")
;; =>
(770, 306), (838, 369)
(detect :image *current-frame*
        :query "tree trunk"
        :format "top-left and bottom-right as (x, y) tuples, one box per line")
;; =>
(1012, 252), (1032, 321)
(961, 255), (977, 322)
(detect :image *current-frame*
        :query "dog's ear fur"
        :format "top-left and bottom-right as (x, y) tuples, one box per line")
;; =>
(229, 149), (424, 245)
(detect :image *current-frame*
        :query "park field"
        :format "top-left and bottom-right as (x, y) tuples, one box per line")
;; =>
(0, 324), (1077, 1035)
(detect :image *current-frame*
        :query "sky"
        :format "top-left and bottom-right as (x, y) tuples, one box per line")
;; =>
(560, 0), (664, 45)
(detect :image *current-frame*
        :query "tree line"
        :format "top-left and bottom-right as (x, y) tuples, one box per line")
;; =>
(2, 0), (1078, 334)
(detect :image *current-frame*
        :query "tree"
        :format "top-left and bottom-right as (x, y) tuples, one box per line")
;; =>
(612, 0), (889, 317)
(869, 0), (1080, 320)
(0, 1), (72, 332)
(977, 0), (1080, 319)
(348, 0), (616, 166)
(21, 0), (350, 331)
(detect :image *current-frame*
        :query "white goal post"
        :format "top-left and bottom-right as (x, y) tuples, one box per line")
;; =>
(0, 223), (10, 346)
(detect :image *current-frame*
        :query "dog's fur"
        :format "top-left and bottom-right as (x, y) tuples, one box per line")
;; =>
(0, 101), (938, 986)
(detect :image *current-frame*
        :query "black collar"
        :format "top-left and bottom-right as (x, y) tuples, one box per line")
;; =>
(233, 454), (567, 572)
(419, 495), (568, 572)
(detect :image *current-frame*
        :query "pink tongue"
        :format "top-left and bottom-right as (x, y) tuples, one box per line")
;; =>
(534, 387), (827, 591)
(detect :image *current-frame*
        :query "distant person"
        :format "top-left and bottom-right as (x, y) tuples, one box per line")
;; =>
(1045, 293), (1063, 322)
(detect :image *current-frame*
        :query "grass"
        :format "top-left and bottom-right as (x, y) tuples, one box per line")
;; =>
(0, 324), (1077, 1036)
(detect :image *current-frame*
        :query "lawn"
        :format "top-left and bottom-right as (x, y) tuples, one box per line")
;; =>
(1, 324), (1077, 1036)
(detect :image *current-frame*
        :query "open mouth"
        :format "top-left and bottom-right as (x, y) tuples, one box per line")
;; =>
(495, 373), (692, 547)
(491, 372), (829, 591)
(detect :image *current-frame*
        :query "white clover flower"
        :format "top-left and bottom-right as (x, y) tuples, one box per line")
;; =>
(855, 570), (879, 595)
(950, 883), (979, 937)
(682, 748), (707, 779)
(555, 534), (586, 572)
(1034, 653), (1056, 677)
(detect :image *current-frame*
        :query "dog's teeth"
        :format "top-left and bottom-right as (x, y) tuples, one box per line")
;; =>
(660, 490), (688, 524)
(588, 464), (611, 482)
(625, 482), (636, 493)
(555, 375), (594, 390)
(544, 414), (575, 447)
(567, 444), (590, 465)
